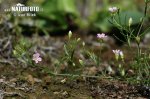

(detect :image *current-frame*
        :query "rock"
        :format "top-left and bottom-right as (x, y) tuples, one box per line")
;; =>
(106, 66), (115, 75)
(62, 91), (69, 97)
(60, 78), (67, 84)
(26, 74), (35, 85)
(43, 76), (51, 83)
(83, 66), (98, 76)
(127, 69), (135, 76)
(53, 91), (60, 95)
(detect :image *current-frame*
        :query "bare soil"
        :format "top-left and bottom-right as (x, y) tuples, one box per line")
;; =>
(0, 35), (149, 99)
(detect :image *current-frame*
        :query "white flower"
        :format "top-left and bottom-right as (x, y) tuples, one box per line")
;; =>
(119, 51), (124, 59)
(97, 33), (107, 39)
(112, 50), (121, 55)
(112, 50), (124, 61)
(109, 7), (118, 13)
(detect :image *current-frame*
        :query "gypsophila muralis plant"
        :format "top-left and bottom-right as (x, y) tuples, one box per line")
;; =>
(13, 31), (105, 79)
(97, 33), (107, 56)
(53, 31), (82, 74)
(13, 37), (43, 67)
(112, 49), (125, 77)
(47, 31), (106, 78)
(63, 31), (81, 67)
(79, 34), (104, 67)
(108, 0), (150, 85)
(13, 38), (32, 66)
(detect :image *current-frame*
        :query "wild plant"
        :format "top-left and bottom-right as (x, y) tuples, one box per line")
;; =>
(13, 38), (32, 66)
(109, 0), (150, 85)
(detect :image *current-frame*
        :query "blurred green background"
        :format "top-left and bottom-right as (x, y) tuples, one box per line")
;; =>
(0, 0), (149, 36)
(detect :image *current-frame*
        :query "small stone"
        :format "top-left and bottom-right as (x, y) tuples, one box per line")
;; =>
(89, 67), (98, 75)
(128, 69), (134, 76)
(62, 91), (68, 96)
(26, 74), (35, 85)
(43, 76), (51, 83)
(61, 78), (67, 84)
(53, 91), (60, 95)
(106, 66), (115, 75)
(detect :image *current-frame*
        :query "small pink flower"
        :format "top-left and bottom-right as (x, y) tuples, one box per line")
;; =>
(97, 33), (107, 39)
(32, 52), (42, 63)
(109, 7), (118, 13)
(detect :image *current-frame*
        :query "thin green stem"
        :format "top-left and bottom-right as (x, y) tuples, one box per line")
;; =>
(137, 44), (141, 58)
(52, 73), (113, 79)
(137, 1), (148, 36)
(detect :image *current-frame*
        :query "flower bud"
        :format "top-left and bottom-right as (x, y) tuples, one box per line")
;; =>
(77, 38), (81, 42)
(121, 69), (125, 76)
(82, 42), (85, 47)
(68, 30), (72, 39)
(135, 36), (140, 45)
(73, 63), (75, 66)
(79, 59), (84, 66)
(128, 17), (133, 27)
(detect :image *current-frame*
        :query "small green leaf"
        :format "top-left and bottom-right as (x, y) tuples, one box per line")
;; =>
(64, 44), (69, 56)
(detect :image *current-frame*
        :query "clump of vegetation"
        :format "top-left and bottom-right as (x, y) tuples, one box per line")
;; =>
(13, 38), (32, 66)
(12, 0), (150, 87)
(108, 0), (150, 85)
(1, 1), (150, 99)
